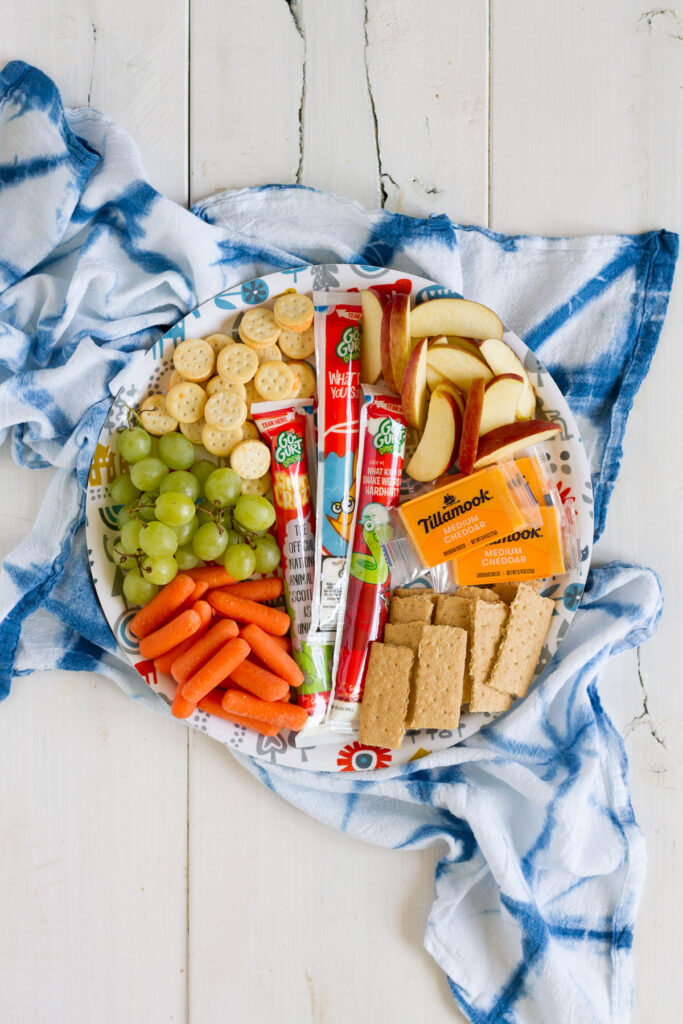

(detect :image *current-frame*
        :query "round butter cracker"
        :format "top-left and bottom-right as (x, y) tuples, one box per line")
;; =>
(139, 394), (178, 436)
(204, 389), (248, 431)
(204, 333), (232, 356)
(230, 439), (271, 480)
(179, 417), (206, 444)
(241, 420), (260, 441)
(173, 338), (215, 382)
(273, 293), (314, 332)
(216, 342), (259, 384)
(239, 307), (281, 346)
(206, 375), (247, 401)
(165, 382), (207, 423)
(243, 379), (259, 415)
(285, 361), (316, 399)
(255, 344), (282, 364)
(278, 325), (314, 360)
(239, 472), (271, 496)
(201, 422), (243, 457)
(254, 360), (296, 401)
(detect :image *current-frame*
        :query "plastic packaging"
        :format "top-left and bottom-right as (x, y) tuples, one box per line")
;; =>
(311, 290), (363, 633)
(326, 387), (408, 732)
(251, 399), (332, 725)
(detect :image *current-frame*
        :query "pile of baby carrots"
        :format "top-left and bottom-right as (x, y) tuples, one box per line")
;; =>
(129, 567), (307, 736)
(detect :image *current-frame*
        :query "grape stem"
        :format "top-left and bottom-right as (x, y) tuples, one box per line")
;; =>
(112, 543), (146, 574)
(124, 402), (143, 430)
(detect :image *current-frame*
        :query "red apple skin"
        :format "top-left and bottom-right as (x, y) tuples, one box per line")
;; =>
(380, 297), (398, 393)
(434, 384), (463, 463)
(389, 293), (411, 392)
(369, 286), (388, 308)
(473, 420), (562, 469)
(401, 337), (429, 430)
(458, 377), (486, 475)
(484, 372), (524, 392)
(405, 389), (459, 481)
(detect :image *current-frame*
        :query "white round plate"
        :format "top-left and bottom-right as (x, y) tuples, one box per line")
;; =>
(86, 264), (593, 773)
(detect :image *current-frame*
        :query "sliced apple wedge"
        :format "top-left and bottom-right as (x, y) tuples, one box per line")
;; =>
(473, 420), (562, 470)
(477, 338), (536, 420)
(380, 297), (398, 394)
(360, 289), (384, 384)
(406, 389), (461, 482)
(428, 334), (449, 347)
(389, 293), (412, 392)
(426, 364), (449, 391)
(433, 381), (466, 419)
(410, 298), (503, 341)
(401, 338), (429, 430)
(427, 345), (492, 394)
(479, 374), (524, 436)
(458, 377), (486, 475)
(446, 336), (484, 359)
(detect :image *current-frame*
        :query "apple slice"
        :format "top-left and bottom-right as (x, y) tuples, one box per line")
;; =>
(479, 374), (524, 436)
(380, 297), (398, 394)
(410, 298), (503, 340)
(360, 290), (384, 384)
(445, 336), (484, 359)
(428, 334), (449, 347)
(458, 377), (486, 475)
(401, 338), (429, 430)
(473, 420), (562, 470)
(433, 380), (466, 420)
(406, 389), (461, 482)
(477, 338), (536, 420)
(389, 293), (412, 392)
(427, 345), (492, 393)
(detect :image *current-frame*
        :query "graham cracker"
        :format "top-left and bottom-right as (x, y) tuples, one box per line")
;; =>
(456, 585), (502, 604)
(469, 679), (513, 714)
(383, 621), (427, 652)
(434, 594), (472, 629)
(491, 580), (543, 605)
(407, 625), (466, 730)
(389, 594), (434, 625)
(468, 600), (509, 707)
(359, 643), (414, 749)
(487, 584), (554, 697)
(394, 587), (436, 601)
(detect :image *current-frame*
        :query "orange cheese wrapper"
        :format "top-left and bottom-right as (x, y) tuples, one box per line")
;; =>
(514, 455), (551, 504)
(453, 505), (565, 586)
(399, 464), (538, 569)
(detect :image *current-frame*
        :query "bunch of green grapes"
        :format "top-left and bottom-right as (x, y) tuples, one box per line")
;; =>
(111, 422), (280, 606)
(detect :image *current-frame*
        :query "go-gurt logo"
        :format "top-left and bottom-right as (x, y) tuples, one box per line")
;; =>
(274, 430), (302, 468)
(336, 325), (361, 364)
(373, 417), (406, 456)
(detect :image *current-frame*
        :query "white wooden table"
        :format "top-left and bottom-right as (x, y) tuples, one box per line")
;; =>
(1, 3), (681, 1022)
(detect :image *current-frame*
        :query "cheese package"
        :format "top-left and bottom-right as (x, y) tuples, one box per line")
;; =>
(398, 464), (540, 569)
(452, 505), (565, 585)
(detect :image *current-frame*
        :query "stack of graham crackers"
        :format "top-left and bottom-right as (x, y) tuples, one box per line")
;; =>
(358, 582), (554, 749)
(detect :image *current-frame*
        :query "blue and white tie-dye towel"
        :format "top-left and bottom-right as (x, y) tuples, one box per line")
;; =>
(0, 62), (677, 1023)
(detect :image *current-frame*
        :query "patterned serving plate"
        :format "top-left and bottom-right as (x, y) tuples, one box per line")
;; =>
(86, 264), (593, 772)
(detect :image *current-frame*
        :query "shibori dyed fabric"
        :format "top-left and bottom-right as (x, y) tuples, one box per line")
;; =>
(0, 61), (677, 1024)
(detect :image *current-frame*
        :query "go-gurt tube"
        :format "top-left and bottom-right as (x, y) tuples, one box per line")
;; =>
(327, 387), (407, 731)
(252, 400), (331, 722)
(312, 290), (362, 632)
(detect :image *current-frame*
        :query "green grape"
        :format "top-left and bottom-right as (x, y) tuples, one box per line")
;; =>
(110, 473), (140, 505)
(120, 519), (144, 554)
(137, 491), (159, 522)
(171, 515), (199, 546)
(226, 528), (240, 546)
(117, 504), (136, 530)
(130, 457), (169, 492)
(112, 547), (138, 572)
(141, 556), (178, 585)
(175, 544), (204, 571)
(160, 470), (200, 502)
(118, 426), (152, 464)
(123, 570), (159, 606)
(139, 521), (178, 558)
(205, 467), (242, 506)
(158, 432), (196, 471)
(234, 495), (276, 533)
(148, 436), (159, 458)
(192, 522), (228, 561)
(224, 543), (256, 581)
(196, 503), (214, 527)
(191, 459), (217, 497)
(155, 491), (195, 527)
(253, 535), (281, 574)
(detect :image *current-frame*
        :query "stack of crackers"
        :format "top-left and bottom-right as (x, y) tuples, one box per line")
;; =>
(358, 582), (554, 749)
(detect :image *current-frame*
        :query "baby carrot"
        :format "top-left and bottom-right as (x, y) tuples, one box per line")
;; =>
(154, 621), (210, 675)
(207, 591), (291, 636)
(139, 609), (202, 659)
(171, 685), (197, 720)
(171, 618), (239, 684)
(177, 579), (209, 613)
(219, 578), (284, 602)
(129, 575), (195, 638)
(221, 690), (308, 732)
(227, 658), (290, 703)
(183, 566), (236, 587)
(239, 623), (303, 687)
(197, 692), (280, 736)
(192, 599), (213, 629)
(182, 637), (250, 704)
(269, 634), (291, 653)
